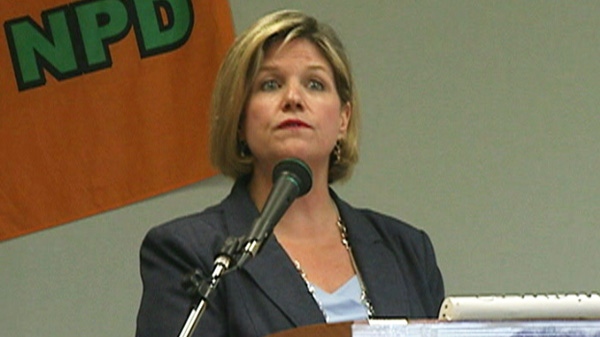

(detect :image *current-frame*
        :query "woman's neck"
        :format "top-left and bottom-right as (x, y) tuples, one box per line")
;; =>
(248, 166), (339, 238)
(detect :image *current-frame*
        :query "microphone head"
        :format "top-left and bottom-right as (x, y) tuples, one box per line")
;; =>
(272, 158), (313, 197)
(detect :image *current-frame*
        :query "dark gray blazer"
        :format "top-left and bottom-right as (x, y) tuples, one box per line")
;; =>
(135, 178), (444, 337)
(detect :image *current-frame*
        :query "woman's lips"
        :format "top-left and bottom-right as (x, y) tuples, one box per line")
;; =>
(277, 119), (311, 129)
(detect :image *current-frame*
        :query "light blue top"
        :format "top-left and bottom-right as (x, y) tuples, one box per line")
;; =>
(311, 275), (369, 323)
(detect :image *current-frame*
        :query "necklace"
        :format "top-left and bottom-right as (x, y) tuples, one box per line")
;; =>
(292, 217), (375, 320)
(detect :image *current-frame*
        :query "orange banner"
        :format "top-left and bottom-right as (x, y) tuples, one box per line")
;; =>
(0, 0), (234, 241)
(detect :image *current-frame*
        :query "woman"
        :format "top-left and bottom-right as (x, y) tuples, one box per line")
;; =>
(135, 9), (444, 337)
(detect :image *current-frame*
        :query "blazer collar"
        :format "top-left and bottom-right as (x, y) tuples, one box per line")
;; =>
(220, 178), (411, 322)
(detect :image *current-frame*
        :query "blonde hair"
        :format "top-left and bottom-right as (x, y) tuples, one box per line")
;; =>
(209, 9), (360, 183)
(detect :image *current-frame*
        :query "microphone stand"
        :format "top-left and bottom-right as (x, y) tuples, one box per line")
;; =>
(177, 236), (247, 337)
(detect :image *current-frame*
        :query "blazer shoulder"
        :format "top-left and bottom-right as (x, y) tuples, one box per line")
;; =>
(349, 207), (439, 267)
(355, 207), (427, 239)
(147, 203), (227, 237)
(141, 203), (231, 266)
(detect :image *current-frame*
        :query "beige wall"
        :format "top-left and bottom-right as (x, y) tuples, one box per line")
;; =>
(2, 1), (599, 336)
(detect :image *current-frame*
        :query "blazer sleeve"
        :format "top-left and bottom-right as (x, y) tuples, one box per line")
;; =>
(135, 218), (228, 337)
(418, 229), (445, 315)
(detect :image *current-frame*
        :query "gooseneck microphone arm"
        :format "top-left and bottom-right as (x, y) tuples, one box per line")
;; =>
(177, 158), (312, 337)
(177, 236), (243, 337)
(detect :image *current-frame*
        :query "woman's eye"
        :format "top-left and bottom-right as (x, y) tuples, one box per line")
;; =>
(260, 79), (280, 91)
(308, 79), (325, 91)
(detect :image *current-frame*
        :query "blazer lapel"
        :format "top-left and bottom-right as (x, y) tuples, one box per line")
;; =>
(242, 237), (326, 325)
(221, 179), (325, 326)
(335, 197), (412, 318)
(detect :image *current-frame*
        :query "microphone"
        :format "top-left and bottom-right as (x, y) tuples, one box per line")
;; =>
(240, 158), (312, 264)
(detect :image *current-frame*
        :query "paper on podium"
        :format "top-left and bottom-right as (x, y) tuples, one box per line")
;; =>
(352, 320), (600, 337)
(438, 293), (600, 321)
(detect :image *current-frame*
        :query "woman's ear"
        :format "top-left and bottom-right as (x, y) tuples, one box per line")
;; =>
(339, 102), (351, 137)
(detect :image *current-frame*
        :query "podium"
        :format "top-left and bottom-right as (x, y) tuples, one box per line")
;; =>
(269, 321), (352, 337)
(268, 293), (600, 336)
(268, 320), (600, 337)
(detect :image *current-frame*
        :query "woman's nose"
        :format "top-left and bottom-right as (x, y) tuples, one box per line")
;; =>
(282, 82), (304, 112)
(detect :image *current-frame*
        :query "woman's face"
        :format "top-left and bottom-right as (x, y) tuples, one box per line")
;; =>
(241, 38), (350, 171)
